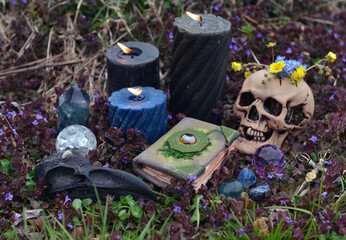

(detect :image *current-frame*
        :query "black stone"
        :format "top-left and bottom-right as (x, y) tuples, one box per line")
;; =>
(247, 184), (271, 202)
(106, 42), (160, 95)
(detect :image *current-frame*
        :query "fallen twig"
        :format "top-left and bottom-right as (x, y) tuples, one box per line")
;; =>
(0, 59), (83, 77)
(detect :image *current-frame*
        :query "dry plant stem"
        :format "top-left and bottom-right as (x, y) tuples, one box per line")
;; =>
(57, 71), (106, 81)
(0, 59), (83, 77)
(0, 53), (65, 72)
(242, 13), (259, 25)
(300, 16), (334, 25)
(335, 190), (346, 206)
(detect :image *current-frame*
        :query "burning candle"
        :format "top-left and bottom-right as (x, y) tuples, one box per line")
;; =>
(106, 42), (160, 95)
(108, 86), (167, 144)
(170, 12), (231, 124)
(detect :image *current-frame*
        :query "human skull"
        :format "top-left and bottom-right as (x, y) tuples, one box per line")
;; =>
(233, 70), (314, 155)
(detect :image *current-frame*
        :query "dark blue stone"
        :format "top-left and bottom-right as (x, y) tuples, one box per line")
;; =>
(237, 168), (256, 188)
(218, 179), (244, 199)
(247, 184), (271, 202)
(58, 84), (90, 133)
(108, 86), (167, 144)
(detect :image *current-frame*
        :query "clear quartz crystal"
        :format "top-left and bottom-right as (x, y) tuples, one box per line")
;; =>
(56, 125), (97, 157)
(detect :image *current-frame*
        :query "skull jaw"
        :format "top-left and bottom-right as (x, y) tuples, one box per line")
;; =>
(234, 129), (288, 155)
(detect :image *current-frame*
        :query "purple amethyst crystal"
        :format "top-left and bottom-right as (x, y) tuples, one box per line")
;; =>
(252, 144), (285, 178)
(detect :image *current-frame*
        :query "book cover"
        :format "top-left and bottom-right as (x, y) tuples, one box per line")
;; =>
(133, 117), (239, 190)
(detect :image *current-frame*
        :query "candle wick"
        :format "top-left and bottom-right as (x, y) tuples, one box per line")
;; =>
(200, 16), (203, 27)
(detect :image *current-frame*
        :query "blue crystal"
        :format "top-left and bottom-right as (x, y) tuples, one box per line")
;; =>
(58, 83), (90, 133)
(247, 184), (271, 202)
(237, 168), (256, 188)
(218, 179), (244, 199)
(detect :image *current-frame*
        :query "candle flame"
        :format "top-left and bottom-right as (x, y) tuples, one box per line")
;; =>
(117, 42), (132, 54)
(128, 87), (142, 96)
(185, 11), (201, 22)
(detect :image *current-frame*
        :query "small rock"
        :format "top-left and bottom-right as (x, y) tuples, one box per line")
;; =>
(247, 184), (271, 201)
(237, 168), (256, 188)
(218, 179), (244, 199)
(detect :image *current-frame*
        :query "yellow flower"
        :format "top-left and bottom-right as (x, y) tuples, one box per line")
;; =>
(266, 42), (276, 48)
(268, 61), (285, 74)
(232, 62), (242, 72)
(244, 71), (250, 78)
(291, 65), (306, 82)
(326, 51), (336, 63)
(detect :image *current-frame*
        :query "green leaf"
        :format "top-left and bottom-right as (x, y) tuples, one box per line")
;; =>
(25, 180), (36, 188)
(72, 199), (82, 210)
(265, 206), (312, 215)
(190, 195), (203, 232)
(82, 198), (92, 207)
(1, 159), (11, 174)
(131, 206), (143, 219)
(119, 209), (129, 220)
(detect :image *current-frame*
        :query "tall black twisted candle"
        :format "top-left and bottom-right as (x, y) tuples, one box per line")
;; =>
(106, 42), (160, 95)
(170, 13), (231, 123)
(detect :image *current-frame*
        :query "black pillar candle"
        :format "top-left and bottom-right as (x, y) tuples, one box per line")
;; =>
(170, 13), (231, 124)
(106, 42), (160, 95)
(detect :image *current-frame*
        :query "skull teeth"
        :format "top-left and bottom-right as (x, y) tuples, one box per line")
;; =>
(240, 126), (273, 143)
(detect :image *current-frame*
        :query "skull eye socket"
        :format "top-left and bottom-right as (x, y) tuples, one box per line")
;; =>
(285, 104), (305, 125)
(264, 97), (282, 116)
(239, 92), (255, 106)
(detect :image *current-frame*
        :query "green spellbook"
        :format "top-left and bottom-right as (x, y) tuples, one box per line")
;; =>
(133, 117), (239, 190)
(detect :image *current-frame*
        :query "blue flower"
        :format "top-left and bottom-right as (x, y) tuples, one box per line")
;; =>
(267, 172), (274, 179)
(238, 228), (245, 234)
(6, 111), (16, 119)
(58, 213), (63, 221)
(93, 94), (100, 100)
(213, 3), (221, 11)
(19, 110), (24, 116)
(32, 120), (39, 125)
(321, 191), (327, 198)
(189, 175), (197, 182)
(13, 129), (17, 135)
(222, 212), (228, 220)
(67, 222), (73, 229)
(280, 200), (287, 205)
(5, 192), (13, 201)
(0, 129), (3, 136)
(310, 135), (317, 143)
(286, 217), (293, 225)
(169, 32), (173, 39)
(257, 32), (262, 38)
(102, 163), (109, 168)
(167, 114), (172, 120)
(286, 48), (292, 54)
(64, 195), (71, 205)
(174, 206), (181, 214)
